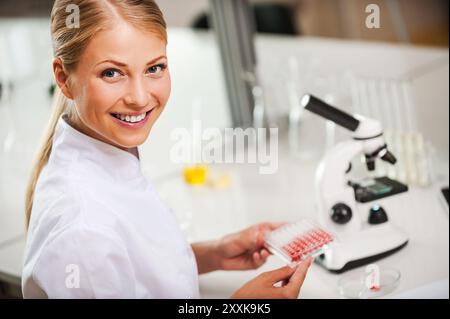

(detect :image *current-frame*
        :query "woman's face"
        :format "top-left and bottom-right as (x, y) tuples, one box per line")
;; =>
(56, 21), (170, 150)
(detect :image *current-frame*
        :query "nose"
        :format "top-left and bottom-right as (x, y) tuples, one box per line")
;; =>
(123, 77), (151, 108)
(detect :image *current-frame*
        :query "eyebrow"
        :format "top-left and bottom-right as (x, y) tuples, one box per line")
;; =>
(96, 55), (167, 67)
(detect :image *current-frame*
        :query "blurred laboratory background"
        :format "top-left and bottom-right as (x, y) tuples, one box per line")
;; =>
(0, 0), (448, 298)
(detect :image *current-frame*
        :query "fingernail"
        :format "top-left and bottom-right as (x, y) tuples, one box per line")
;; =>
(288, 262), (298, 269)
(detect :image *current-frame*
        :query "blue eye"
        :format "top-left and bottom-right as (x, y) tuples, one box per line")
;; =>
(102, 69), (121, 78)
(147, 64), (166, 75)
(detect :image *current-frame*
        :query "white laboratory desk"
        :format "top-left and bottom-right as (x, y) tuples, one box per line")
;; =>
(172, 146), (449, 299)
(0, 26), (448, 298)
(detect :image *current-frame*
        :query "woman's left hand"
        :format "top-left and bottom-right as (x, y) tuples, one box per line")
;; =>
(215, 222), (284, 271)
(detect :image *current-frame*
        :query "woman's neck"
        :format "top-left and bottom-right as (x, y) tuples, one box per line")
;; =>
(66, 111), (139, 158)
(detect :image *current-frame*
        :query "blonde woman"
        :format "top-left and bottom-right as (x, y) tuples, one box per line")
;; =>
(22, 0), (312, 299)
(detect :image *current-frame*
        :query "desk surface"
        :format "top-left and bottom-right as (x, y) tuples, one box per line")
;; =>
(0, 28), (448, 298)
(158, 141), (449, 298)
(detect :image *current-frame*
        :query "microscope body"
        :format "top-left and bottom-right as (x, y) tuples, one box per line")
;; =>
(316, 117), (383, 234)
(301, 94), (409, 273)
(315, 139), (364, 234)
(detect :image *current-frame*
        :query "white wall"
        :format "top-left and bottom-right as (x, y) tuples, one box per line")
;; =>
(156, 0), (210, 27)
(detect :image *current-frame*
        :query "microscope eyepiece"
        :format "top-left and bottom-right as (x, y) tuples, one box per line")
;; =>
(301, 94), (360, 132)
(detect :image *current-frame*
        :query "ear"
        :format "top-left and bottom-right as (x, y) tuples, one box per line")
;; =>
(52, 58), (74, 100)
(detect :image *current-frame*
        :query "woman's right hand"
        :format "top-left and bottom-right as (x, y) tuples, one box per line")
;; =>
(231, 256), (313, 299)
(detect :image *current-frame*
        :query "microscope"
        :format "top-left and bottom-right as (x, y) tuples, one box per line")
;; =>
(300, 94), (409, 273)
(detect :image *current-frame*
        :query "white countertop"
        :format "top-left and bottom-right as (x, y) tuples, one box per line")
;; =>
(155, 139), (449, 299)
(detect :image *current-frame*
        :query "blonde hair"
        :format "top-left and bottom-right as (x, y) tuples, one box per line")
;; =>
(25, 0), (167, 228)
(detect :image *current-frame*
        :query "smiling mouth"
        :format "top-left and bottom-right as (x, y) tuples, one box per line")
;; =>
(110, 110), (152, 124)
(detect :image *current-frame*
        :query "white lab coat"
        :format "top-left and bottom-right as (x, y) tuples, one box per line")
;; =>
(22, 115), (200, 298)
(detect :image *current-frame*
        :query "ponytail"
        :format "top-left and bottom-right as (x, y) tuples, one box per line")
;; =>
(24, 87), (70, 228)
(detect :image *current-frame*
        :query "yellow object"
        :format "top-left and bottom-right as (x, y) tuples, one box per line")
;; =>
(183, 165), (208, 185)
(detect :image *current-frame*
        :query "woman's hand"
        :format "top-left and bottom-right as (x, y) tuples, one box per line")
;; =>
(231, 257), (313, 299)
(216, 222), (284, 271)
(192, 222), (283, 274)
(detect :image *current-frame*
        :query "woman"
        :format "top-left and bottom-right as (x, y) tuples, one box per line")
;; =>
(22, 0), (312, 299)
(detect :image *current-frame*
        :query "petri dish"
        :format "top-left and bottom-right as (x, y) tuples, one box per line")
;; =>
(338, 267), (401, 299)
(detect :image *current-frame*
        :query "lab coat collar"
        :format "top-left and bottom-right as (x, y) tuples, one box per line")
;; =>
(53, 114), (142, 181)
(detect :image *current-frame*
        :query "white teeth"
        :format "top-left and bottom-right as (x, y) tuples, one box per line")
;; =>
(114, 112), (147, 123)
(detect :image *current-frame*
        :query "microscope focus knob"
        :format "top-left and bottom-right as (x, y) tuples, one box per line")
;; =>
(331, 203), (352, 224)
